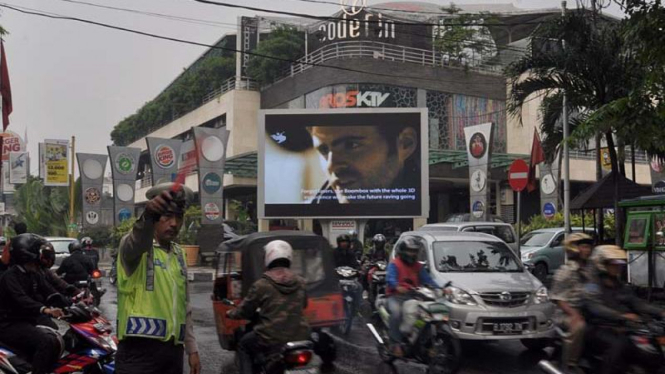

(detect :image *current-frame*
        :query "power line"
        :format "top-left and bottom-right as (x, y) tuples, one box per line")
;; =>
(192, 0), (548, 28)
(56, 0), (238, 29)
(0, 3), (513, 88)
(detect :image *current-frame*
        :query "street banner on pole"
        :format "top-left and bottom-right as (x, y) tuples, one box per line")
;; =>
(108, 146), (141, 226)
(77, 153), (107, 228)
(464, 123), (494, 221)
(193, 126), (230, 225)
(9, 151), (28, 184)
(539, 150), (561, 219)
(44, 139), (69, 187)
(146, 137), (182, 186)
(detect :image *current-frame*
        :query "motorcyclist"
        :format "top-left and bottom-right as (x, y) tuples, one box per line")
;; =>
(38, 242), (82, 298)
(56, 239), (94, 285)
(549, 233), (594, 372)
(80, 236), (100, 269)
(385, 237), (440, 356)
(0, 236), (8, 276)
(361, 234), (388, 290)
(0, 233), (66, 374)
(226, 240), (310, 374)
(583, 245), (665, 374)
(334, 234), (359, 269)
(348, 230), (364, 261)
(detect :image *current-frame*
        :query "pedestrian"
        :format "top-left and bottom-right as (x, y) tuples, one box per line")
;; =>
(115, 182), (201, 374)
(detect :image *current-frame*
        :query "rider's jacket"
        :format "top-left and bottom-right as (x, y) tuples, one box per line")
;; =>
(117, 240), (187, 346)
(56, 251), (94, 285)
(0, 265), (59, 324)
(386, 257), (438, 296)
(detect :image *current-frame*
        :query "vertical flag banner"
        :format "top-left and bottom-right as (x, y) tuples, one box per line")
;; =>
(0, 40), (13, 130)
(108, 146), (141, 226)
(44, 139), (69, 186)
(464, 123), (494, 221)
(193, 126), (230, 225)
(9, 151), (28, 184)
(77, 153), (107, 228)
(539, 150), (560, 220)
(146, 137), (182, 186)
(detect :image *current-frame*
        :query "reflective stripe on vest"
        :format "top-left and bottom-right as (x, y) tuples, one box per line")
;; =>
(126, 317), (168, 338)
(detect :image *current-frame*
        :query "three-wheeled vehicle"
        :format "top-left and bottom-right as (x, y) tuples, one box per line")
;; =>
(212, 231), (345, 365)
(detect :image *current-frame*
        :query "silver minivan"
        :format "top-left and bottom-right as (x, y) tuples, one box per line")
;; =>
(394, 231), (555, 350)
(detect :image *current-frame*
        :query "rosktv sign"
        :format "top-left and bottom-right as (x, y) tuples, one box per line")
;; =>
(319, 90), (390, 108)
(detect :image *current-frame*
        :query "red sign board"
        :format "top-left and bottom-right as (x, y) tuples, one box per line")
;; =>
(509, 159), (529, 192)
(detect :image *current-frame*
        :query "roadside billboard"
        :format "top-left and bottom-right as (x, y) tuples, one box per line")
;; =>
(258, 108), (428, 218)
(44, 139), (69, 187)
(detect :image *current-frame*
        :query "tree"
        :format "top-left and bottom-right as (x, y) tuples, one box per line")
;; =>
(14, 176), (73, 236)
(505, 9), (660, 243)
(246, 26), (305, 86)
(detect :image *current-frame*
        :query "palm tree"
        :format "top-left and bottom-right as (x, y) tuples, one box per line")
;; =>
(14, 176), (73, 236)
(505, 9), (654, 243)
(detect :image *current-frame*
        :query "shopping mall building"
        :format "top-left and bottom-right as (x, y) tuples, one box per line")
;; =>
(120, 2), (650, 236)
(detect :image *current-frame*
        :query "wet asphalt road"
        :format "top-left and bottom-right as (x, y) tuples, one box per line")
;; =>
(99, 280), (544, 374)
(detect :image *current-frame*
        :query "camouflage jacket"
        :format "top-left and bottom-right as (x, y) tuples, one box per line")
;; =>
(550, 260), (592, 308)
(228, 267), (310, 346)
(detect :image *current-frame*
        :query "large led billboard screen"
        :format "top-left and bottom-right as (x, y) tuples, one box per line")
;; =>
(259, 108), (428, 218)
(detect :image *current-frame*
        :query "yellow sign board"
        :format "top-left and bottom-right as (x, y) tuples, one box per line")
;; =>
(44, 140), (69, 186)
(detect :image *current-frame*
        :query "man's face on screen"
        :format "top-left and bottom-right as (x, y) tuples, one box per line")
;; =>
(310, 126), (415, 202)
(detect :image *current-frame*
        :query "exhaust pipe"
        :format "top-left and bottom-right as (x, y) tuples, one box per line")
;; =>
(538, 360), (566, 374)
(366, 323), (384, 345)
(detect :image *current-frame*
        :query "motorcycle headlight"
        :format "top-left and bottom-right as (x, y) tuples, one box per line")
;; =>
(534, 286), (549, 304)
(444, 286), (477, 306)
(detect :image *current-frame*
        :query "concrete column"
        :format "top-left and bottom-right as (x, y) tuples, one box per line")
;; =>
(413, 217), (427, 230)
(258, 219), (270, 232)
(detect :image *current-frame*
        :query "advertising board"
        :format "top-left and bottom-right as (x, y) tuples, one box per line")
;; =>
(259, 108), (428, 218)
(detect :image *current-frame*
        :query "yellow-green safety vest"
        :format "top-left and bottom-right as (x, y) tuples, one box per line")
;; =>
(117, 242), (188, 344)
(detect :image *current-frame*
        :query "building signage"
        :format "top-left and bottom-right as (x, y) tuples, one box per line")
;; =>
(0, 131), (25, 162)
(44, 139), (69, 187)
(9, 152), (28, 184)
(194, 127), (230, 225)
(202, 172), (222, 195)
(118, 208), (132, 223)
(650, 157), (665, 194)
(654, 180), (665, 194)
(109, 146), (141, 226)
(77, 153), (108, 228)
(464, 123), (493, 222)
(86, 211), (100, 225)
(543, 202), (557, 219)
(319, 91), (390, 108)
(340, 0), (367, 16)
(115, 153), (136, 175)
(472, 200), (484, 218)
(84, 187), (102, 205)
(204, 202), (221, 221)
(155, 145), (176, 169)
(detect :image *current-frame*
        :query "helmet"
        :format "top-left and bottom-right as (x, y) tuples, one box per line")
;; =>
(396, 237), (421, 265)
(81, 237), (93, 247)
(145, 182), (194, 215)
(264, 240), (293, 268)
(564, 233), (594, 253)
(337, 234), (351, 245)
(591, 245), (627, 273)
(373, 234), (386, 244)
(40, 242), (56, 268)
(68, 240), (82, 254)
(348, 230), (358, 238)
(0, 236), (6, 247)
(10, 233), (47, 265)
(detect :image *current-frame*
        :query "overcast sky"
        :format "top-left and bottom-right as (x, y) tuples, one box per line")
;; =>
(1, 0), (624, 175)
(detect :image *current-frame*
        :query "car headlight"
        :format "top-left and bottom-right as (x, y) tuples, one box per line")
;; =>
(534, 286), (549, 304)
(521, 252), (534, 261)
(444, 286), (477, 306)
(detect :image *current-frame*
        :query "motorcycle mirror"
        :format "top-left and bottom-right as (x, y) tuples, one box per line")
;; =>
(444, 281), (452, 288)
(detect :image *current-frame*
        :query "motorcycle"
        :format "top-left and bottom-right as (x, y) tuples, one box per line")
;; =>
(76, 271), (106, 307)
(366, 261), (387, 311)
(0, 297), (117, 374)
(223, 300), (320, 374)
(538, 318), (665, 374)
(335, 266), (362, 336)
(367, 287), (461, 374)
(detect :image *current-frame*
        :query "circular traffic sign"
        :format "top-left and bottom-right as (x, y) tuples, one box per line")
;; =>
(508, 159), (529, 192)
(543, 202), (557, 219)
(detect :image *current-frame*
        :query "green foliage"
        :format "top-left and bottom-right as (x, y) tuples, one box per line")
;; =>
(519, 212), (615, 239)
(14, 176), (73, 236)
(246, 27), (305, 85)
(111, 55), (235, 145)
(79, 226), (113, 248)
(178, 205), (202, 245)
(111, 217), (137, 248)
(434, 4), (496, 68)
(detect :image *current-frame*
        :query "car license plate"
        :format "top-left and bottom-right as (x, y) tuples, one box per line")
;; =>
(493, 322), (523, 334)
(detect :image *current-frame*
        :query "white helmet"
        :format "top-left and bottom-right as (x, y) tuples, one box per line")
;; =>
(264, 240), (293, 268)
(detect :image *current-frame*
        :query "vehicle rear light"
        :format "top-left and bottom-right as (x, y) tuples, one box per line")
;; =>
(92, 270), (102, 279)
(284, 350), (312, 366)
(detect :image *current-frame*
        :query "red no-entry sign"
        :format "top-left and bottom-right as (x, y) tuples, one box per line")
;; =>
(509, 159), (529, 192)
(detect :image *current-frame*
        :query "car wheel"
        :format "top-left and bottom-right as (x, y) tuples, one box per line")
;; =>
(521, 338), (551, 351)
(533, 263), (548, 282)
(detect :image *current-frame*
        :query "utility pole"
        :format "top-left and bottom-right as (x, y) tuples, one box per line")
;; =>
(68, 136), (76, 238)
(562, 1), (571, 236)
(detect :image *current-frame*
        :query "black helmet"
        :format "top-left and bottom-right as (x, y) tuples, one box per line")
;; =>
(373, 234), (386, 249)
(68, 240), (82, 254)
(337, 234), (351, 245)
(40, 242), (56, 268)
(81, 237), (93, 247)
(396, 237), (420, 265)
(11, 233), (47, 266)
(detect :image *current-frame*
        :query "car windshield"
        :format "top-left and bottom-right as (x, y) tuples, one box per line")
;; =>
(433, 241), (523, 272)
(50, 240), (72, 254)
(421, 226), (457, 231)
(520, 232), (555, 247)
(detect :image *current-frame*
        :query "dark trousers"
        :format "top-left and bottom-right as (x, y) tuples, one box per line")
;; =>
(586, 327), (636, 374)
(116, 338), (184, 374)
(238, 332), (264, 374)
(0, 321), (61, 374)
